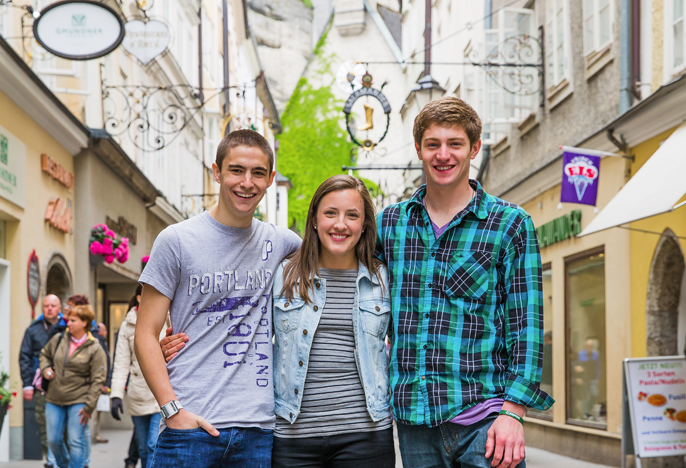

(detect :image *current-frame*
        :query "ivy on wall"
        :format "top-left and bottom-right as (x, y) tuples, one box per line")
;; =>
(276, 27), (356, 233)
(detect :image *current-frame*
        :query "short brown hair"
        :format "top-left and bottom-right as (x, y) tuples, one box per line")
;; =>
(67, 294), (89, 306)
(71, 305), (95, 327)
(216, 129), (274, 173)
(413, 97), (482, 148)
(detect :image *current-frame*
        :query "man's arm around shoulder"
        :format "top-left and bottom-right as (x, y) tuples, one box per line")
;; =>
(134, 284), (218, 436)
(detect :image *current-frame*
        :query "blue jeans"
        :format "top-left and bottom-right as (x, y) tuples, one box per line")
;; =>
(151, 426), (272, 468)
(132, 413), (162, 468)
(45, 402), (90, 468)
(397, 415), (526, 468)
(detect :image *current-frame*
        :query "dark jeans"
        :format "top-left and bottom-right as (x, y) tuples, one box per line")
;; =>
(125, 427), (139, 466)
(272, 428), (395, 468)
(397, 415), (525, 468)
(151, 426), (272, 468)
(131, 413), (162, 468)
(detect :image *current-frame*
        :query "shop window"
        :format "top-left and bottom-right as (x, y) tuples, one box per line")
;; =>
(546, 0), (569, 89)
(566, 249), (607, 429)
(583, 0), (612, 56)
(668, 0), (686, 72)
(108, 302), (129, 350)
(0, 220), (5, 259)
(528, 265), (553, 420)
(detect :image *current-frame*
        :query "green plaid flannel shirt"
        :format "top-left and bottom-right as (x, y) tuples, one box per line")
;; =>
(376, 181), (554, 427)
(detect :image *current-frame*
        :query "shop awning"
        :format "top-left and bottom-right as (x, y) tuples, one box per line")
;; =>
(579, 122), (686, 237)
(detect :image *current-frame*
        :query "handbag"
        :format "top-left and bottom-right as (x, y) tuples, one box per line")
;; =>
(34, 332), (65, 394)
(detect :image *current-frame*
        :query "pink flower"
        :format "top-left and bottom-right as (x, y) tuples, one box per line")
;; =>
(142, 255), (150, 263)
(118, 254), (128, 263)
(103, 237), (113, 248)
(105, 229), (116, 238)
(90, 241), (104, 256)
(104, 254), (115, 264)
(121, 237), (129, 246)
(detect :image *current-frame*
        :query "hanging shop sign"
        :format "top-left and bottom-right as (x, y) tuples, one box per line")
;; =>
(560, 148), (601, 206)
(44, 197), (72, 234)
(342, 73), (392, 151)
(623, 357), (686, 462)
(27, 250), (40, 318)
(42, 154), (74, 189)
(536, 210), (581, 249)
(122, 19), (171, 66)
(105, 215), (138, 245)
(0, 124), (26, 209)
(33, 0), (125, 61)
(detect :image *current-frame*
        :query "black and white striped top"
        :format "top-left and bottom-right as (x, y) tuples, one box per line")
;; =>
(275, 268), (392, 438)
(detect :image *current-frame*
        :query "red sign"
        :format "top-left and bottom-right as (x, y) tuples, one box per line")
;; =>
(45, 197), (72, 233)
(27, 250), (40, 318)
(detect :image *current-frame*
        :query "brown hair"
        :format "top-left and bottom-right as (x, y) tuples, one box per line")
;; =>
(413, 96), (482, 148)
(281, 175), (382, 304)
(67, 294), (89, 306)
(128, 284), (143, 311)
(70, 305), (95, 329)
(216, 129), (274, 173)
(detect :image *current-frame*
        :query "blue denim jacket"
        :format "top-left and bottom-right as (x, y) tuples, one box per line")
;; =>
(272, 261), (392, 424)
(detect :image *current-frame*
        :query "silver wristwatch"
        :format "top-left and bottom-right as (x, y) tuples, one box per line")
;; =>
(160, 400), (183, 419)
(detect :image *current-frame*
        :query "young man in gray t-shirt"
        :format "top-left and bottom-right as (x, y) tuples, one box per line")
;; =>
(135, 130), (301, 468)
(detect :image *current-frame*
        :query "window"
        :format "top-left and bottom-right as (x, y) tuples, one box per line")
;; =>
(0, 4), (8, 37)
(482, 7), (535, 138)
(583, 0), (612, 56)
(206, 115), (221, 167)
(671, 0), (685, 70)
(202, 12), (216, 81)
(528, 265), (553, 420)
(546, 0), (567, 88)
(566, 249), (607, 429)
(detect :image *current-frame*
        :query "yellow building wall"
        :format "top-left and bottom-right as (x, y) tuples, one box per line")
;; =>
(628, 127), (686, 358)
(521, 155), (631, 435)
(0, 90), (76, 428)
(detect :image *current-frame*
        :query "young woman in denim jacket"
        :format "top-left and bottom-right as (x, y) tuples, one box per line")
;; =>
(272, 175), (395, 468)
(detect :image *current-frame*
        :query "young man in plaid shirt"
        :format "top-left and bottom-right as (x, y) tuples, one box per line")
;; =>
(376, 97), (554, 468)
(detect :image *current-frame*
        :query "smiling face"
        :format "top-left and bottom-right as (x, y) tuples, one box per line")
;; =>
(416, 123), (481, 190)
(212, 144), (275, 225)
(315, 189), (365, 269)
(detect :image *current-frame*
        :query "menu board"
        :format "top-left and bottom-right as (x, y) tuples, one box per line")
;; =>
(625, 357), (686, 458)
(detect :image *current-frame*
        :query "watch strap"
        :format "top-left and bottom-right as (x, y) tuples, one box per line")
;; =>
(160, 400), (183, 419)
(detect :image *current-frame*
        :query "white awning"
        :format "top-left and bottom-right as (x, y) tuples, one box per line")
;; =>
(579, 121), (686, 237)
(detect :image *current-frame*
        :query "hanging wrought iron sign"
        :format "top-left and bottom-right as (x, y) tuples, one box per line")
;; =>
(122, 19), (171, 66)
(33, 0), (125, 61)
(27, 250), (40, 319)
(342, 73), (391, 152)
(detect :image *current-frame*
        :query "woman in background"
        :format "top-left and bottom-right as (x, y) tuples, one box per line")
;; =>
(110, 284), (163, 468)
(40, 305), (106, 468)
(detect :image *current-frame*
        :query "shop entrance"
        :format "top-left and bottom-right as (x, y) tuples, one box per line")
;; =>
(646, 229), (686, 357)
(44, 253), (72, 306)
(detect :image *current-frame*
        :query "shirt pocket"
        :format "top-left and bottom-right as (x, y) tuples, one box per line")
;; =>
(358, 300), (391, 336)
(273, 297), (305, 334)
(444, 250), (493, 303)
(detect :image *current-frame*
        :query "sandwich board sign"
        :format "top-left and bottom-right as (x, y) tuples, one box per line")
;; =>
(622, 356), (686, 468)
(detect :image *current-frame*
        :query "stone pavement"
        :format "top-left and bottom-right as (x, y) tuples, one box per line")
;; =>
(0, 428), (616, 468)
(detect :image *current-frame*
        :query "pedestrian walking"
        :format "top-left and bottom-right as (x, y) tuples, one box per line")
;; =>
(375, 97), (554, 468)
(39, 304), (107, 468)
(270, 175), (394, 468)
(19, 294), (66, 468)
(110, 285), (164, 468)
(135, 129), (301, 467)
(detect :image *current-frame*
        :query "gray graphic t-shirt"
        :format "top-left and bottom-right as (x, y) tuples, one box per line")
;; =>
(139, 211), (301, 429)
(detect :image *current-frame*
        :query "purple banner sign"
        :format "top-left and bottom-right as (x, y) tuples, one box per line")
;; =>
(560, 150), (601, 206)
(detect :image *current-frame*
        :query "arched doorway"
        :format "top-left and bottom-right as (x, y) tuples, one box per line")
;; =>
(43, 252), (73, 307)
(646, 229), (685, 357)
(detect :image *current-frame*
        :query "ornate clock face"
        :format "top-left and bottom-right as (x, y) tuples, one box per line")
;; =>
(335, 60), (367, 94)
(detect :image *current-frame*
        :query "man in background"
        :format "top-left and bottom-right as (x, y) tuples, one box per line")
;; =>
(19, 294), (66, 468)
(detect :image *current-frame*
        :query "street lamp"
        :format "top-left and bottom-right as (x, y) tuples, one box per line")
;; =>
(410, 74), (446, 112)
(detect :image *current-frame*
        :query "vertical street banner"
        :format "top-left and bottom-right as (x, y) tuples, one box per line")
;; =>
(560, 149), (601, 206)
(624, 357), (686, 460)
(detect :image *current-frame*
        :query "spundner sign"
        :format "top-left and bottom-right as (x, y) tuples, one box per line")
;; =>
(33, 0), (125, 61)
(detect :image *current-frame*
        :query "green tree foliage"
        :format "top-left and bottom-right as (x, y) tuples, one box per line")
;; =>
(276, 30), (356, 232)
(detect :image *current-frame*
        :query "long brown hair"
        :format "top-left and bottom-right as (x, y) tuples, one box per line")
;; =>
(281, 175), (382, 304)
